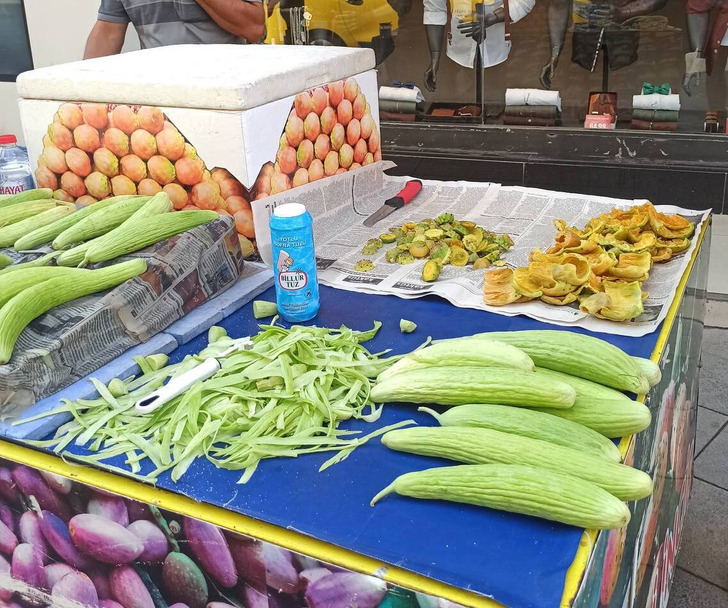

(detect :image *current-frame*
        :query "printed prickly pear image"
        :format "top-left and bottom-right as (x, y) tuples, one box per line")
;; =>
(35, 102), (254, 254)
(35, 80), (378, 259)
(249, 78), (381, 203)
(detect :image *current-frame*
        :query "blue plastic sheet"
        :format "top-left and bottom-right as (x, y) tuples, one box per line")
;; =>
(56, 286), (659, 608)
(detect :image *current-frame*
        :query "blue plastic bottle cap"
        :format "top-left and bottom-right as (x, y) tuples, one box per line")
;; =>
(273, 203), (306, 218)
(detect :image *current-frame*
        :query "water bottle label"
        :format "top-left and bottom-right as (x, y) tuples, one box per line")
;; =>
(0, 181), (30, 195)
(276, 250), (309, 291)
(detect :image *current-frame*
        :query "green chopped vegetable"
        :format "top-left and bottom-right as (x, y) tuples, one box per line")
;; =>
(400, 319), (417, 333)
(253, 300), (279, 319)
(107, 378), (128, 398)
(422, 259), (441, 282)
(207, 325), (228, 344)
(0, 254), (11, 269)
(361, 238), (383, 255)
(355, 259), (375, 272)
(25, 321), (413, 484)
(375, 215), (512, 283)
(145, 354), (169, 371)
(408, 242), (429, 258)
(385, 248), (399, 263)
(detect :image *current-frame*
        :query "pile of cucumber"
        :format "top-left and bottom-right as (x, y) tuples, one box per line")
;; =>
(371, 330), (661, 530)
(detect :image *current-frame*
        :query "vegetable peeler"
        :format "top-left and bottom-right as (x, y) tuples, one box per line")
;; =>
(134, 338), (254, 414)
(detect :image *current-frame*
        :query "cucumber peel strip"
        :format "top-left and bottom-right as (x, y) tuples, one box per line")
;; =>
(22, 319), (414, 484)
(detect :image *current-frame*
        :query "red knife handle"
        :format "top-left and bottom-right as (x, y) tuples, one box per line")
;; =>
(397, 180), (423, 205)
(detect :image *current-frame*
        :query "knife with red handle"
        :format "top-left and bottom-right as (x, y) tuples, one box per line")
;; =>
(363, 180), (423, 227)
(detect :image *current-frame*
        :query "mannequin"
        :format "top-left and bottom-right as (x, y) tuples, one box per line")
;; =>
(540, 0), (668, 89)
(683, 0), (728, 119)
(423, 0), (535, 92)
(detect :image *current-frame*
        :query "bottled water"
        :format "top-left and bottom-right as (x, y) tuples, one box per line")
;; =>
(0, 134), (34, 196)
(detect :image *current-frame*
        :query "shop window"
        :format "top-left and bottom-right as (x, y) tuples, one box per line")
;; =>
(0, 0), (33, 82)
(266, 0), (728, 134)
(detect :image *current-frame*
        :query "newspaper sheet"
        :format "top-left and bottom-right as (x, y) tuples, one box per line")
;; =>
(254, 165), (710, 338)
(0, 217), (245, 414)
(251, 161), (388, 266)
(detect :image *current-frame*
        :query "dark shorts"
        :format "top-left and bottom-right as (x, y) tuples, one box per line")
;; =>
(571, 26), (639, 71)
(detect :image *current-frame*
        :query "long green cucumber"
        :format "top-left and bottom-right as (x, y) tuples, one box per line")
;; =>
(381, 426), (652, 500)
(370, 366), (576, 409)
(371, 464), (631, 530)
(445, 330), (650, 394)
(419, 403), (622, 462)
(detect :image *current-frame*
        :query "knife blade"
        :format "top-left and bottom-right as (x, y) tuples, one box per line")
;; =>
(363, 180), (423, 227)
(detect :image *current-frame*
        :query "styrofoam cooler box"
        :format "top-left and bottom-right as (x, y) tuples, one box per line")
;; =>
(16, 44), (380, 251)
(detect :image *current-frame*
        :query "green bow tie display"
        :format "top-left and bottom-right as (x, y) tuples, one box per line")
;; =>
(642, 82), (671, 95)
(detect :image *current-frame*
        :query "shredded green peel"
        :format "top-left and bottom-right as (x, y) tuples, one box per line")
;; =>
(207, 325), (228, 344)
(253, 300), (278, 319)
(107, 378), (128, 398)
(400, 319), (417, 333)
(25, 320), (411, 484)
(145, 354), (169, 371)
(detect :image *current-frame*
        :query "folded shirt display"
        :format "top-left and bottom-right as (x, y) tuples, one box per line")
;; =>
(632, 94), (681, 111)
(632, 109), (679, 123)
(378, 85), (425, 103)
(504, 105), (559, 119)
(505, 88), (562, 111)
(630, 119), (678, 131)
(380, 110), (416, 122)
(379, 99), (418, 114)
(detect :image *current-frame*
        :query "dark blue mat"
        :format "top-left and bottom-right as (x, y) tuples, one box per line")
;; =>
(53, 286), (659, 608)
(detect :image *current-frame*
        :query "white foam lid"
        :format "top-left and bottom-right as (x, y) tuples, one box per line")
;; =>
(274, 203), (306, 218)
(16, 45), (375, 111)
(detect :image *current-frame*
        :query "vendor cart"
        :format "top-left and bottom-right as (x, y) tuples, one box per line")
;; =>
(0, 213), (710, 608)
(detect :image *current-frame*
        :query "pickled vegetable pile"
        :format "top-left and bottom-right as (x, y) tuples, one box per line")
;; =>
(358, 213), (513, 282)
(484, 202), (696, 321)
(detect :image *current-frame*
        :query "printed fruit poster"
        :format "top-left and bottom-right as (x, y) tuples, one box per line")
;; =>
(19, 72), (380, 258)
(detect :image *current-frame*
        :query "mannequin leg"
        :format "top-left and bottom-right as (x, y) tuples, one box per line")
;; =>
(706, 47), (728, 122)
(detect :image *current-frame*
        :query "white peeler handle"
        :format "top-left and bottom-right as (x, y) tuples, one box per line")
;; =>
(134, 358), (221, 414)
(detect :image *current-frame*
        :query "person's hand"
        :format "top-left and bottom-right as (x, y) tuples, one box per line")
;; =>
(540, 60), (557, 90)
(425, 60), (438, 92)
(457, 4), (498, 43)
(457, 18), (495, 44)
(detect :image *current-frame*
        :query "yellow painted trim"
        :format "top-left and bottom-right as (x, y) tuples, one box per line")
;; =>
(558, 215), (710, 606)
(0, 217), (710, 608)
(0, 440), (504, 608)
(560, 530), (597, 608)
